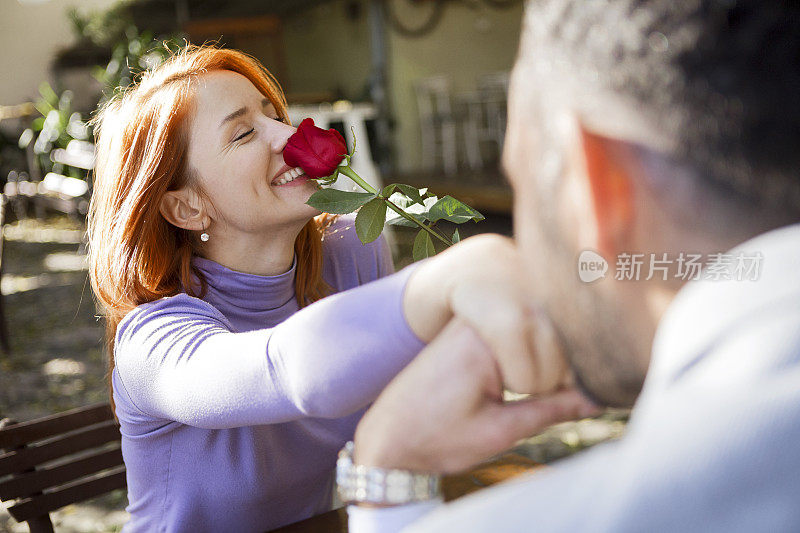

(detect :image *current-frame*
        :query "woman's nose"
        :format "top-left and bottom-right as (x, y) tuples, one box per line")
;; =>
(269, 119), (297, 153)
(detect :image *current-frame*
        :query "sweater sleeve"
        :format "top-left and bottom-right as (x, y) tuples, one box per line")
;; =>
(114, 264), (425, 429)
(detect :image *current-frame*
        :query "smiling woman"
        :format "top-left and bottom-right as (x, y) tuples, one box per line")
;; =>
(85, 44), (428, 531)
(163, 69), (320, 276)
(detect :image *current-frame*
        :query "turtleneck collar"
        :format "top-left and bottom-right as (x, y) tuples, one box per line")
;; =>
(191, 255), (297, 312)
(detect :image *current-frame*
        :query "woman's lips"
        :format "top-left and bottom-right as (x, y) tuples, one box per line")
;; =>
(271, 166), (307, 186)
(274, 174), (310, 187)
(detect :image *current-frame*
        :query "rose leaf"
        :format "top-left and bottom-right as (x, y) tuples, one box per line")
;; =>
(355, 198), (388, 243)
(306, 189), (376, 214)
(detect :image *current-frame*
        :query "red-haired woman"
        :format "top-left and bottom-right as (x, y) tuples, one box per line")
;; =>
(88, 45), (556, 532)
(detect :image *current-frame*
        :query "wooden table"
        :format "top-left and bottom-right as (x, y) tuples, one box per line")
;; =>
(271, 453), (542, 533)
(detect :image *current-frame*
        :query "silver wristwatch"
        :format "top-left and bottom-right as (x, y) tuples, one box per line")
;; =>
(336, 441), (442, 505)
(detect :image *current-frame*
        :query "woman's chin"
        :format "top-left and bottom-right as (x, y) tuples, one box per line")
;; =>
(271, 176), (324, 217)
(300, 201), (322, 218)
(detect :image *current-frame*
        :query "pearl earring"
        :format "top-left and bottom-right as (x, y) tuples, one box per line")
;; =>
(200, 222), (209, 242)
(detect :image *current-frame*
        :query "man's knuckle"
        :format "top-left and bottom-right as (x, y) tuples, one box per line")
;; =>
(471, 233), (515, 256)
(484, 424), (514, 451)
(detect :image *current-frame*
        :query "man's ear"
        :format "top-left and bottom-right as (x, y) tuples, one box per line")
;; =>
(577, 124), (636, 259)
(159, 188), (206, 231)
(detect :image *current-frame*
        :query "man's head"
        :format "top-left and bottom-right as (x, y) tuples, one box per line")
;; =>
(504, 0), (800, 407)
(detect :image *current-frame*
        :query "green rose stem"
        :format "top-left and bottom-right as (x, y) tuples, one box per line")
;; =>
(337, 165), (453, 247)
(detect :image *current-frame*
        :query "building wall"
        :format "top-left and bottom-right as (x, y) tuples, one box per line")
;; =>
(282, 2), (372, 102)
(281, 0), (523, 173)
(1, 0), (522, 173)
(388, 1), (522, 173)
(0, 0), (117, 107)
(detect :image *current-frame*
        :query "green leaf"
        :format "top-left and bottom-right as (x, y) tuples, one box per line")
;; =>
(355, 198), (387, 243)
(306, 189), (375, 214)
(381, 183), (426, 206)
(427, 196), (485, 224)
(452, 228), (461, 243)
(34, 100), (53, 118)
(412, 229), (436, 261)
(386, 211), (424, 228)
(39, 82), (59, 107)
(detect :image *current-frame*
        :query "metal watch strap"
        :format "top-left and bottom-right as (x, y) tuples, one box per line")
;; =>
(336, 441), (442, 505)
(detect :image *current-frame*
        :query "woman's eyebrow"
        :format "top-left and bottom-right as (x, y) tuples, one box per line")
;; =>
(219, 98), (271, 128)
(220, 106), (247, 128)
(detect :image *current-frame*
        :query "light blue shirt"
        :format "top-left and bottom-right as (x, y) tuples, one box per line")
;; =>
(350, 223), (800, 532)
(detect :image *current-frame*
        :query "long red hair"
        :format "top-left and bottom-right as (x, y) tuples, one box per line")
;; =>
(88, 44), (331, 411)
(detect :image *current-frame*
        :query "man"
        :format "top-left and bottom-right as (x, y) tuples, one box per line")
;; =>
(342, 0), (800, 531)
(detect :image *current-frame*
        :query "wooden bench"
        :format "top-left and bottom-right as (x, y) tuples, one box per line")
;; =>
(0, 403), (126, 533)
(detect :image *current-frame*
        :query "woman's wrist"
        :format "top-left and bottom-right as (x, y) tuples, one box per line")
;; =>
(402, 255), (455, 343)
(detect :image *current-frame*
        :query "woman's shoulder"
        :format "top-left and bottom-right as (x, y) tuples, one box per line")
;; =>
(321, 213), (394, 290)
(116, 293), (232, 353)
(321, 213), (385, 256)
(112, 293), (235, 423)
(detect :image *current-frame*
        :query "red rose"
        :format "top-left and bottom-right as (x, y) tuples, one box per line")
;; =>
(283, 118), (348, 178)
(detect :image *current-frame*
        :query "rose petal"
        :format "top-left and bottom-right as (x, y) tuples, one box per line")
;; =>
(284, 118), (348, 178)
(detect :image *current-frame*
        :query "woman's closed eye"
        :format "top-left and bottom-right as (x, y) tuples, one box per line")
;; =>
(234, 129), (254, 142)
(233, 117), (287, 143)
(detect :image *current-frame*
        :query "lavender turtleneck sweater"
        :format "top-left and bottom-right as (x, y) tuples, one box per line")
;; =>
(112, 215), (425, 532)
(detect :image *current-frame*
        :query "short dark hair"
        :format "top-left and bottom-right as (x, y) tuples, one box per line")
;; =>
(522, 0), (800, 216)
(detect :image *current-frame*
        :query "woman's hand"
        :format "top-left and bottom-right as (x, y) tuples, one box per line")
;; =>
(403, 234), (570, 395)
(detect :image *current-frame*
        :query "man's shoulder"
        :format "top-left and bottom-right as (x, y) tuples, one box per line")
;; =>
(650, 222), (800, 385)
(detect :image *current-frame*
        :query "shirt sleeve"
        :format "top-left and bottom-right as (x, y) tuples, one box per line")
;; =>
(114, 264), (425, 429)
(347, 501), (442, 533)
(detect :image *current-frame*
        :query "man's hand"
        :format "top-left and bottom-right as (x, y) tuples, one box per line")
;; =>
(403, 234), (569, 394)
(353, 319), (599, 475)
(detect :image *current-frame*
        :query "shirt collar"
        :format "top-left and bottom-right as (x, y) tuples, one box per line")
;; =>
(647, 223), (800, 390)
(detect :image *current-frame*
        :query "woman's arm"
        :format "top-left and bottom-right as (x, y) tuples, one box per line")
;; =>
(115, 265), (423, 429)
(115, 234), (565, 429)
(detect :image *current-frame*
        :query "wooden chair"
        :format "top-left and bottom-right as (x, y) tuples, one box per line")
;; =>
(413, 75), (459, 176)
(0, 403), (126, 533)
